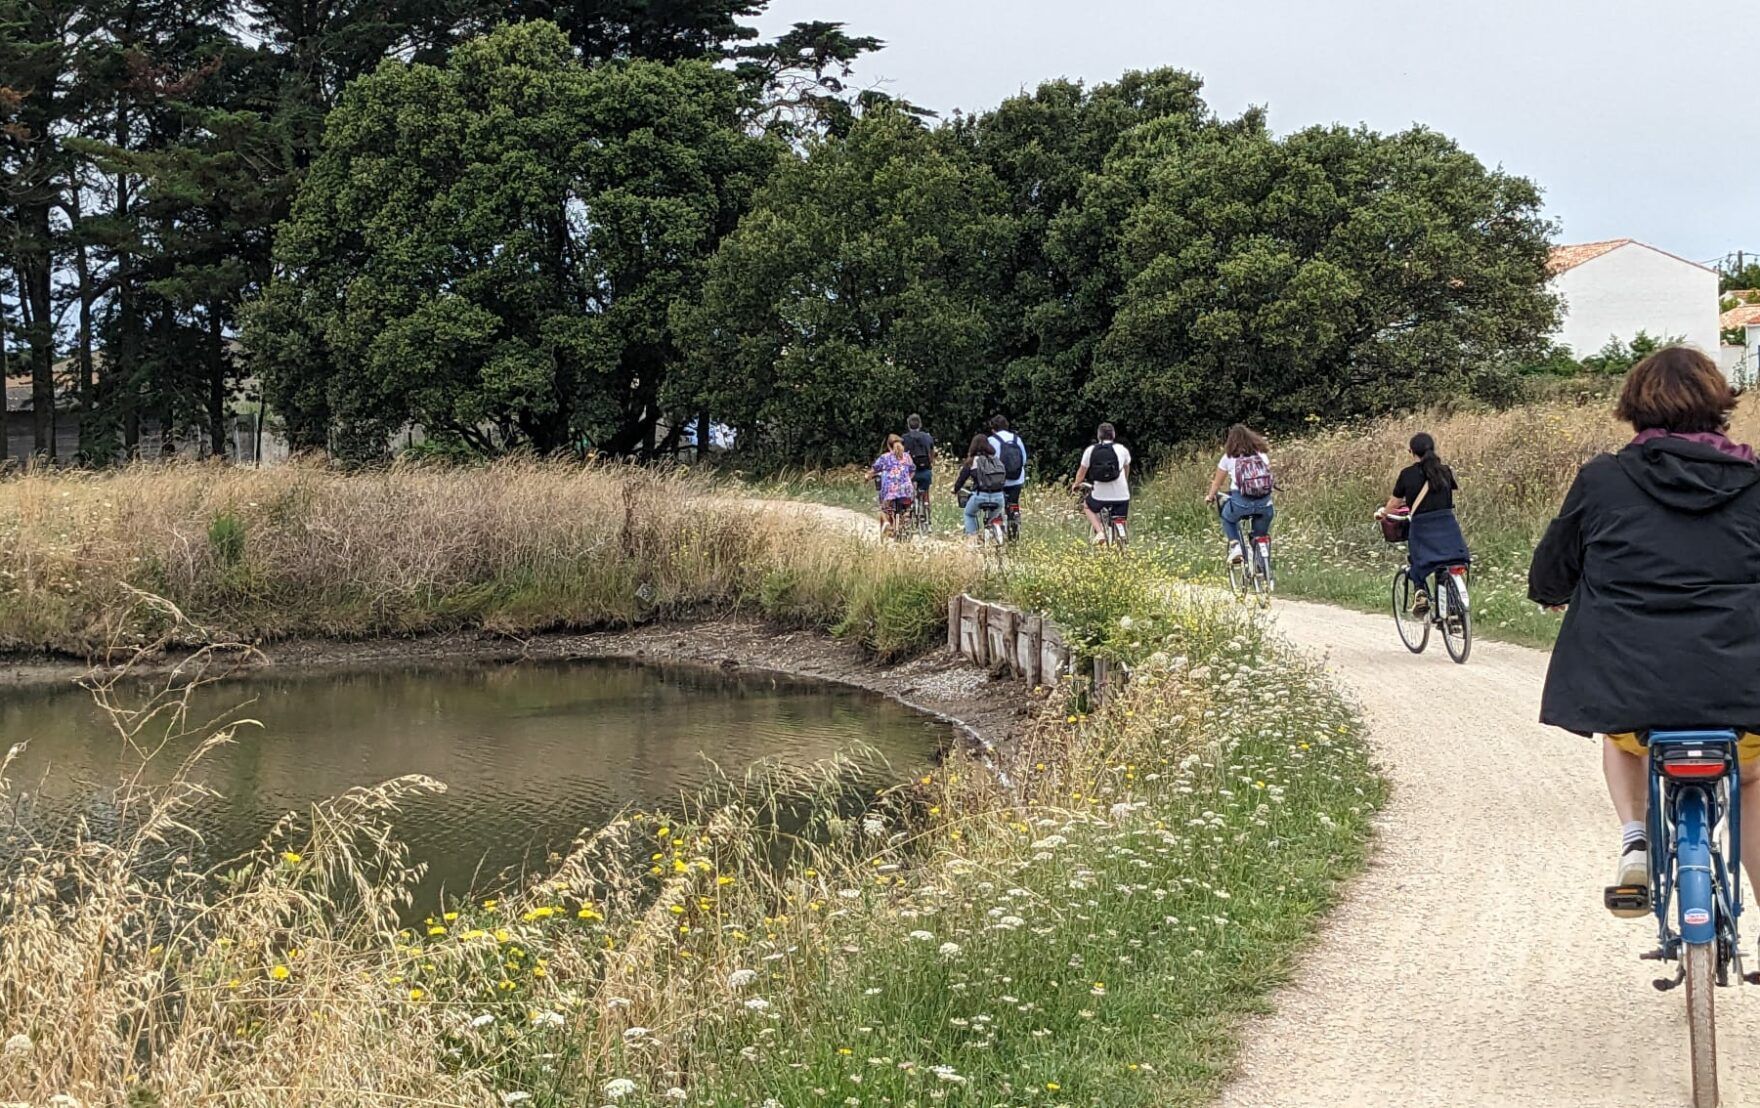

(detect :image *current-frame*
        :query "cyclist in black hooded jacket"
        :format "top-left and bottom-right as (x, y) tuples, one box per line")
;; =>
(1529, 346), (1760, 909)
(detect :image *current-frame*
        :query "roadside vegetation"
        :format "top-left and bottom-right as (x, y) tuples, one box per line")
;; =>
(0, 465), (1379, 1107)
(0, 462), (973, 659)
(770, 393), (1760, 650)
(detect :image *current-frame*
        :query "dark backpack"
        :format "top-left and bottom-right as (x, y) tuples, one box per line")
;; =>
(903, 430), (933, 469)
(1086, 442), (1121, 484)
(972, 454), (1007, 493)
(995, 435), (1024, 481)
(1235, 453), (1274, 498)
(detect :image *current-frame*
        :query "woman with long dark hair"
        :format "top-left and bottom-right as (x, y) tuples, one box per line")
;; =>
(1204, 423), (1274, 563)
(1379, 432), (1468, 615)
(952, 434), (1008, 543)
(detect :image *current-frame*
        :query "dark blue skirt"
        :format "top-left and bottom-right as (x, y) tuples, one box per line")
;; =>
(1408, 508), (1470, 583)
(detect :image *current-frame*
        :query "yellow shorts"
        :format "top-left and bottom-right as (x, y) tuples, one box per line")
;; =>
(1607, 731), (1760, 763)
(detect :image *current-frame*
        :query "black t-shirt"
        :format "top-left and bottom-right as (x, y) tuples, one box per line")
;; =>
(1393, 462), (1457, 514)
(902, 429), (934, 468)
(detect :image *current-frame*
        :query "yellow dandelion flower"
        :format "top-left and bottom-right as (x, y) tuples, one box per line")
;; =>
(482, 898), (498, 910)
(280, 851), (302, 865)
(442, 911), (458, 921)
(269, 965), (290, 981)
(577, 907), (602, 920)
(427, 925), (446, 936)
(716, 875), (735, 887)
(408, 987), (425, 1001)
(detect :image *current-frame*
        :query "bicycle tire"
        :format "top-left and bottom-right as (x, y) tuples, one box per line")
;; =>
(1253, 542), (1273, 602)
(1391, 570), (1429, 653)
(1227, 557), (1247, 597)
(1685, 940), (1719, 1108)
(1440, 573), (1472, 664)
(1248, 557), (1269, 608)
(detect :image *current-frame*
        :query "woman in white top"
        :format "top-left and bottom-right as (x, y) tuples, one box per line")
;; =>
(1203, 423), (1274, 563)
(1072, 422), (1131, 543)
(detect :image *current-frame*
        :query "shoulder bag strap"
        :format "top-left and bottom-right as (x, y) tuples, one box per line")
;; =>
(1409, 481), (1431, 514)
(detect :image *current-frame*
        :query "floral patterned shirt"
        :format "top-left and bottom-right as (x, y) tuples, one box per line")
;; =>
(872, 452), (917, 502)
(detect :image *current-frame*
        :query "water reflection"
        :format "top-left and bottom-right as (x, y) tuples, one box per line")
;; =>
(0, 659), (947, 901)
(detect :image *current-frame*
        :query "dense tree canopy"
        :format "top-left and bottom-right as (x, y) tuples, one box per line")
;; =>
(669, 108), (1009, 463)
(6, 0), (1562, 470)
(247, 21), (773, 457)
(0, 0), (862, 459)
(679, 70), (1557, 470)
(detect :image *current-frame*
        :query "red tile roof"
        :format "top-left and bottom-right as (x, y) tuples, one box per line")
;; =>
(1547, 239), (1632, 274)
(1723, 303), (1760, 330)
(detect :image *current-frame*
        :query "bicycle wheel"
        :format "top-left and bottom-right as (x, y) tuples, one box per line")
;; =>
(1439, 573), (1472, 664)
(1685, 939), (1719, 1108)
(1391, 570), (1429, 653)
(1252, 542), (1273, 605)
(1227, 556), (1247, 597)
(914, 497), (931, 536)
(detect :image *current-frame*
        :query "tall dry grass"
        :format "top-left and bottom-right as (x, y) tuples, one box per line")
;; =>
(0, 461), (976, 658)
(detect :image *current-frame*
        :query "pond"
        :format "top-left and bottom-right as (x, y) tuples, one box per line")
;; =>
(0, 659), (949, 904)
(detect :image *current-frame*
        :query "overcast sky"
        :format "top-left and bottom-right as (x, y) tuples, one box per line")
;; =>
(756, 0), (1756, 267)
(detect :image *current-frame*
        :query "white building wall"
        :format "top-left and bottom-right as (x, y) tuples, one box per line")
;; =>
(1550, 244), (1721, 357)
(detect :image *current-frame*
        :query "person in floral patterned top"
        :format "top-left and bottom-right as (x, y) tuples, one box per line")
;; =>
(871, 434), (917, 537)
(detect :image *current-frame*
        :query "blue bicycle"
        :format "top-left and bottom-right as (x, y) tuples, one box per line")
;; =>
(1605, 730), (1745, 1107)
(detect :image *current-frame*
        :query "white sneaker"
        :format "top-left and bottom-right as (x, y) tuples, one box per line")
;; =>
(1616, 840), (1648, 888)
(1227, 541), (1243, 564)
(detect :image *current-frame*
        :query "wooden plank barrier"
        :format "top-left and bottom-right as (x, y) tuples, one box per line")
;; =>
(949, 593), (1086, 694)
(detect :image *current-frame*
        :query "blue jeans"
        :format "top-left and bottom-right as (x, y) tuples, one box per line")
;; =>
(1220, 492), (1273, 543)
(963, 491), (1004, 534)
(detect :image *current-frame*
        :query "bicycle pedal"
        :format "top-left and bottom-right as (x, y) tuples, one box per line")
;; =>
(1605, 884), (1650, 916)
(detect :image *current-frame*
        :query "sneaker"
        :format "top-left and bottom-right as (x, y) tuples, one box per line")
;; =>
(1610, 839), (1650, 918)
(1090, 532), (1107, 546)
(1411, 591), (1429, 616)
(1227, 541), (1244, 564)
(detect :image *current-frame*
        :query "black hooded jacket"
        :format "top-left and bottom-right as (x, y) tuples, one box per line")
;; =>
(1530, 437), (1760, 735)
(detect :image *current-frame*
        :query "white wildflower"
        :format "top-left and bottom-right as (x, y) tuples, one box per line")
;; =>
(664, 1090), (687, 1102)
(622, 1026), (651, 1042)
(938, 941), (963, 958)
(499, 1095), (532, 1107)
(603, 1078), (638, 1100)
(862, 816), (885, 836)
(726, 968), (757, 989)
(470, 1013), (495, 1029)
(908, 930), (935, 942)
(1, 1034), (29, 1058)
(531, 1011), (565, 1029)
(743, 997), (771, 1012)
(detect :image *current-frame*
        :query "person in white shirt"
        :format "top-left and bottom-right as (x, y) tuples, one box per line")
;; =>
(1203, 423), (1274, 563)
(986, 415), (1028, 539)
(1072, 422), (1131, 543)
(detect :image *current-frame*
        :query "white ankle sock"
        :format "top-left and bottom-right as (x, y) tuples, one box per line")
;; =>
(1622, 820), (1646, 848)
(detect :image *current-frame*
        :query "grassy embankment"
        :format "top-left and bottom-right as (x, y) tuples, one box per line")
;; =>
(0, 464), (1379, 1107)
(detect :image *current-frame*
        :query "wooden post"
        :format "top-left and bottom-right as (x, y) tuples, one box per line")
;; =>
(947, 593), (962, 654)
(1092, 656), (1112, 705)
(1016, 613), (1040, 684)
(973, 601), (990, 667)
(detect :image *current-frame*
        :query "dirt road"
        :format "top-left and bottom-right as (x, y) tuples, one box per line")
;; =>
(1219, 598), (1760, 1107)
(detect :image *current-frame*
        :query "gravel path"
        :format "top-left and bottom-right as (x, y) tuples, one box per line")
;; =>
(1219, 597), (1760, 1107)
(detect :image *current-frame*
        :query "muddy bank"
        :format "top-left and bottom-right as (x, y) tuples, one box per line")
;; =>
(0, 620), (1038, 756)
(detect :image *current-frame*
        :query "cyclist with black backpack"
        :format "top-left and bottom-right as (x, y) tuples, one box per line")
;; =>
(987, 415), (1028, 539)
(953, 434), (1009, 544)
(902, 414), (935, 524)
(1073, 422), (1132, 544)
(1204, 423), (1274, 564)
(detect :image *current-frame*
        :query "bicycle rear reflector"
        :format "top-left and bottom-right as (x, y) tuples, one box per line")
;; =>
(1659, 748), (1731, 780)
